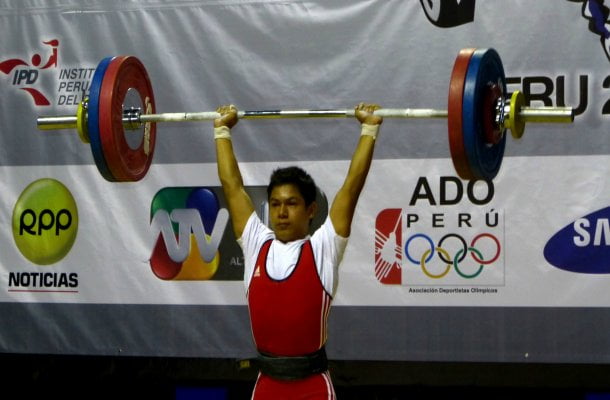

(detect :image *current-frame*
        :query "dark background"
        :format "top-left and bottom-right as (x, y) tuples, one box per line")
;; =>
(5, 353), (610, 399)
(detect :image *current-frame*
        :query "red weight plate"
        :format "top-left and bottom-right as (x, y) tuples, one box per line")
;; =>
(448, 48), (476, 180)
(99, 56), (156, 182)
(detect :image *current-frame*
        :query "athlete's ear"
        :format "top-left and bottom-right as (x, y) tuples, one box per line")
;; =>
(307, 201), (318, 220)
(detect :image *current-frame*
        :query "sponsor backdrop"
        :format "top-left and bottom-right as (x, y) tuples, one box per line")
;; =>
(0, 0), (609, 363)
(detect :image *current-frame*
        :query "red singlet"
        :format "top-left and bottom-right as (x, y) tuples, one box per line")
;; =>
(248, 239), (335, 399)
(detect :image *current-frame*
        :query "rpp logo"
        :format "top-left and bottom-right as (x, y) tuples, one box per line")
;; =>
(12, 178), (78, 265)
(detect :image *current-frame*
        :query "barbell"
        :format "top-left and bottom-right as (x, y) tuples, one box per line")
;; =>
(36, 48), (574, 182)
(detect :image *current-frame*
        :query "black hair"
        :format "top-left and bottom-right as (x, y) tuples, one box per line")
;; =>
(267, 166), (317, 206)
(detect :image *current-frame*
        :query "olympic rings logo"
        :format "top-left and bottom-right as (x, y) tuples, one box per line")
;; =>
(404, 233), (501, 279)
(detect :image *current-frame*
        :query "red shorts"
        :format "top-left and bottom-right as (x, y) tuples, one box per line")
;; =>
(251, 371), (336, 399)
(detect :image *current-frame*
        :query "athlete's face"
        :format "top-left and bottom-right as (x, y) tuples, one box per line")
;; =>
(269, 183), (317, 243)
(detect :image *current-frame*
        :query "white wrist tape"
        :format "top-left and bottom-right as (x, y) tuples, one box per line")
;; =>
(214, 126), (232, 140)
(360, 123), (380, 139)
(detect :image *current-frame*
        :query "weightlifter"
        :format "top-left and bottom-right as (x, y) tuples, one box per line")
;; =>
(213, 102), (382, 399)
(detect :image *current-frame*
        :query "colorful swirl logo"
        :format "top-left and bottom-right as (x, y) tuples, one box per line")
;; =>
(149, 187), (228, 281)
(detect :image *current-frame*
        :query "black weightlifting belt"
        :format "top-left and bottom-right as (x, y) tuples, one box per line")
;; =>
(256, 347), (328, 380)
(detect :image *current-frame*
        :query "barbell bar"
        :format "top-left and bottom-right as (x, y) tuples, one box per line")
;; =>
(36, 48), (575, 182)
(37, 105), (574, 128)
(37, 107), (450, 130)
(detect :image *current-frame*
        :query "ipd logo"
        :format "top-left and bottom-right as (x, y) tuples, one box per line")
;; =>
(149, 187), (229, 280)
(0, 39), (58, 106)
(12, 178), (78, 265)
(544, 206), (610, 273)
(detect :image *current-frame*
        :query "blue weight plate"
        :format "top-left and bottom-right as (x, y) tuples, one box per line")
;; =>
(88, 56), (116, 182)
(462, 48), (507, 180)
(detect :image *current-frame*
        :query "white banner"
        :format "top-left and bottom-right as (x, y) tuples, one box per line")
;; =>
(1, 0), (609, 362)
(2, 153), (609, 308)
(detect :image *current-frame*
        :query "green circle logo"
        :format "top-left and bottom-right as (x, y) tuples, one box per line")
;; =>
(12, 178), (78, 265)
